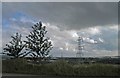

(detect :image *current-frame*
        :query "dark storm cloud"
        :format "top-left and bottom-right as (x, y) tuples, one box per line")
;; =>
(2, 2), (118, 30)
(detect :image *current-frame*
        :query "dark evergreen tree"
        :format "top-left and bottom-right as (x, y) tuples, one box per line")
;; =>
(24, 22), (53, 61)
(3, 33), (27, 58)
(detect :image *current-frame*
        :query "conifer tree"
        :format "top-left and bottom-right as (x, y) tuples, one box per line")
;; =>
(25, 22), (53, 61)
(3, 33), (27, 58)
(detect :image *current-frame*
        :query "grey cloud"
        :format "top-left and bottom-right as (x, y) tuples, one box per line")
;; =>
(89, 27), (118, 51)
(2, 20), (118, 57)
(50, 48), (76, 57)
(3, 2), (118, 30)
(2, 2), (118, 57)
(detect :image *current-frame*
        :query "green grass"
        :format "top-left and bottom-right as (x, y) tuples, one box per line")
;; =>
(2, 59), (120, 76)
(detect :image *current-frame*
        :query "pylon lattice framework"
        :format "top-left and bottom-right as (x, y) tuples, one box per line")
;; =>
(76, 36), (84, 57)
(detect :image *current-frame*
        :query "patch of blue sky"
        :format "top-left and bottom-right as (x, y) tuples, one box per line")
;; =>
(2, 19), (10, 29)
(11, 12), (37, 23)
(3, 12), (37, 29)
(12, 12), (26, 19)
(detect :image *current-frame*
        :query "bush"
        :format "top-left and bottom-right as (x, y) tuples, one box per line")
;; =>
(48, 60), (74, 76)
(2, 58), (28, 73)
(73, 64), (119, 76)
(2, 59), (120, 76)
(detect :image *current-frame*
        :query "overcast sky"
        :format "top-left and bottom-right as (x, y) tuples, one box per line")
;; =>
(2, 2), (119, 57)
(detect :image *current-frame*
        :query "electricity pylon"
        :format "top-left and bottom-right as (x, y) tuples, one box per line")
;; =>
(76, 36), (84, 58)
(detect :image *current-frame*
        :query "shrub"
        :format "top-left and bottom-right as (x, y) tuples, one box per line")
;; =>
(2, 58), (27, 73)
(2, 59), (120, 76)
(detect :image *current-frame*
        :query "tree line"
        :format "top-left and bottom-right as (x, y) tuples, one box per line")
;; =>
(3, 21), (53, 61)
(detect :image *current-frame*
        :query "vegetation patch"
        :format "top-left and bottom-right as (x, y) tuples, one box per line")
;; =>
(2, 59), (120, 77)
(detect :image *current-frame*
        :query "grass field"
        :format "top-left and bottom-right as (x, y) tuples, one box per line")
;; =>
(2, 58), (120, 77)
